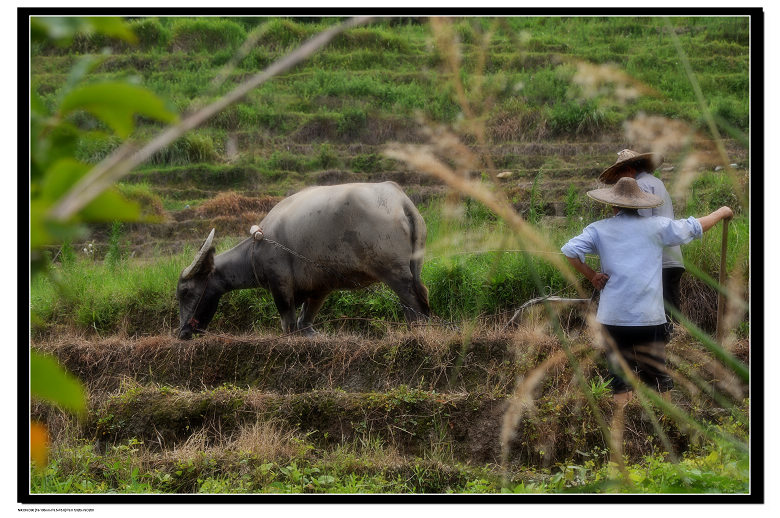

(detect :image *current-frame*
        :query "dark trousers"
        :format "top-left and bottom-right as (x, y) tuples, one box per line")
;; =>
(602, 324), (673, 395)
(662, 267), (685, 340)
(662, 267), (685, 318)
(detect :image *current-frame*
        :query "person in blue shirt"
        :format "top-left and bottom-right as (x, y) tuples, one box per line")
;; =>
(599, 149), (684, 338)
(561, 177), (733, 405)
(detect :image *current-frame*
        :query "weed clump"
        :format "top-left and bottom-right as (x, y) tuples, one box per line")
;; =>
(129, 18), (171, 49)
(76, 133), (122, 163)
(170, 18), (246, 52)
(546, 100), (611, 137)
(258, 18), (311, 50)
(116, 182), (167, 222)
(149, 133), (220, 166)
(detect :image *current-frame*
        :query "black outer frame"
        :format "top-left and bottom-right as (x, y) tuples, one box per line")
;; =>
(18, 6), (764, 505)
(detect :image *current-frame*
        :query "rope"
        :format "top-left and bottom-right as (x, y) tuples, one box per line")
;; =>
(190, 280), (594, 342)
(248, 230), (459, 330)
(501, 282), (596, 331)
(258, 235), (600, 329)
(427, 249), (568, 261)
(192, 231), (596, 338)
(179, 271), (214, 336)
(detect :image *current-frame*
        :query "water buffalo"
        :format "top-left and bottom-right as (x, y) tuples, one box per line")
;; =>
(177, 182), (430, 339)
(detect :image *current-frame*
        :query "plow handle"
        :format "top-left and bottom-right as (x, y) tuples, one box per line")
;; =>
(715, 217), (731, 342)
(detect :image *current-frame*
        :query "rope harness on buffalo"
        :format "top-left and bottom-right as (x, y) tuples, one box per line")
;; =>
(246, 225), (459, 331)
(181, 226), (596, 340)
(179, 271), (213, 336)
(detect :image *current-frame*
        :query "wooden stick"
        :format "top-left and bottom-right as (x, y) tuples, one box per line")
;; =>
(716, 217), (731, 342)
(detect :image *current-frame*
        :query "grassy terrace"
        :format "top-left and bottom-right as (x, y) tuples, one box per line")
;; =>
(32, 17), (749, 155)
(31, 17), (750, 226)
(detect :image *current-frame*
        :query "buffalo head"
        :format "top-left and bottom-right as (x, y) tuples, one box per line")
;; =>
(177, 228), (221, 339)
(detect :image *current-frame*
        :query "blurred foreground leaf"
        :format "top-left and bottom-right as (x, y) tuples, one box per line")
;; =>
(60, 82), (178, 138)
(31, 16), (137, 45)
(30, 351), (86, 415)
(41, 158), (141, 222)
(86, 17), (138, 43)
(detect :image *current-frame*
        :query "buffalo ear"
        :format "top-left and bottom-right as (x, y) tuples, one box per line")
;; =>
(201, 247), (215, 275)
(182, 228), (216, 279)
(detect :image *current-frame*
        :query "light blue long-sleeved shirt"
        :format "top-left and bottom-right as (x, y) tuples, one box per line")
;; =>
(635, 171), (684, 268)
(561, 211), (702, 326)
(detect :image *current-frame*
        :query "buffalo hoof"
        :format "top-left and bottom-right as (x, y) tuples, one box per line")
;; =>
(298, 325), (318, 337)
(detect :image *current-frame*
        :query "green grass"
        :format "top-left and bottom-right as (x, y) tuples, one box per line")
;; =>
(30, 206), (749, 336)
(31, 439), (492, 494)
(115, 181), (166, 221)
(169, 18), (247, 53)
(31, 16), (749, 173)
(31, 251), (184, 335)
(29, 15), (749, 225)
(503, 447), (749, 494)
(31, 426), (748, 494)
(127, 162), (260, 189)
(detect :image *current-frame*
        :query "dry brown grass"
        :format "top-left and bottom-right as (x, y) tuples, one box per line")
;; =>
(666, 334), (749, 403)
(228, 419), (303, 459)
(680, 275), (719, 333)
(194, 191), (281, 219)
(32, 328), (523, 395)
(500, 346), (569, 466)
(69, 415), (309, 490)
(487, 109), (550, 143)
(150, 416), (305, 464)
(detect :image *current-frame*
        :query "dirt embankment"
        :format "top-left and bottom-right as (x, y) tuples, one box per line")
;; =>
(32, 330), (749, 468)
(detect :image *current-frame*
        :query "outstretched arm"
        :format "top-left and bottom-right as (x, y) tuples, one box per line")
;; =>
(698, 206), (734, 233)
(566, 255), (609, 291)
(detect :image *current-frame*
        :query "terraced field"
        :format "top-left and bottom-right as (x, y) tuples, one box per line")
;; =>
(29, 16), (752, 494)
(30, 17), (750, 258)
(32, 329), (750, 492)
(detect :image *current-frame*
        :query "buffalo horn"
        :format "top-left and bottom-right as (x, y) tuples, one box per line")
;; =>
(182, 228), (215, 279)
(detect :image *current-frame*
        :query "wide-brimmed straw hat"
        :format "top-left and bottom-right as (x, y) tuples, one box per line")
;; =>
(599, 149), (664, 184)
(587, 177), (664, 209)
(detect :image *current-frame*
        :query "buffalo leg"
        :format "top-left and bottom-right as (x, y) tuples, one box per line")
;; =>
(270, 286), (297, 333)
(384, 274), (430, 325)
(297, 292), (328, 336)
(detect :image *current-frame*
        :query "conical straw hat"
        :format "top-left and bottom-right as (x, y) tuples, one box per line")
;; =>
(599, 149), (664, 184)
(587, 177), (664, 209)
